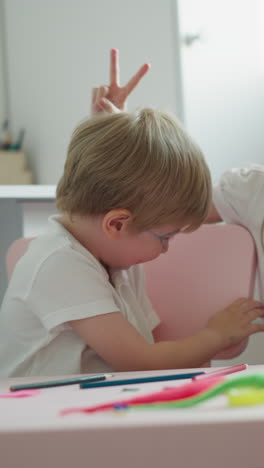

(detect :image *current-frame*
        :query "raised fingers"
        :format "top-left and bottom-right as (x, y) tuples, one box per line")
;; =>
(96, 85), (109, 101)
(98, 97), (120, 114)
(91, 87), (97, 106)
(110, 48), (120, 86)
(124, 63), (151, 97)
(92, 86), (109, 113)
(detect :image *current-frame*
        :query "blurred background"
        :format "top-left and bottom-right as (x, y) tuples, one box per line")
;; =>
(0, 0), (263, 184)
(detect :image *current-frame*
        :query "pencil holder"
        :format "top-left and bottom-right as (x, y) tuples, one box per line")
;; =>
(0, 150), (34, 184)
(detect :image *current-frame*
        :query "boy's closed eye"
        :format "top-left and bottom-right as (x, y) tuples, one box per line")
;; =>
(144, 228), (181, 250)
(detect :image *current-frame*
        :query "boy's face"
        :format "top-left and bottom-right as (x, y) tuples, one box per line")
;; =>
(105, 224), (182, 270)
(133, 226), (181, 264)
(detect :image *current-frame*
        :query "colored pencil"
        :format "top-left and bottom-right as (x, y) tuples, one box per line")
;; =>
(10, 373), (113, 391)
(80, 372), (204, 389)
(192, 364), (248, 380)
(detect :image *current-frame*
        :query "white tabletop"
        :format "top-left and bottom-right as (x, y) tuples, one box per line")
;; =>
(0, 366), (263, 468)
(0, 184), (56, 200)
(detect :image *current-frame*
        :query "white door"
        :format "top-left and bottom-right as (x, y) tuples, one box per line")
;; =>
(178, 0), (264, 182)
(178, 0), (264, 365)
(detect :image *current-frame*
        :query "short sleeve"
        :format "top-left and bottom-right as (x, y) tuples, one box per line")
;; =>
(213, 165), (264, 226)
(28, 247), (120, 331)
(130, 265), (161, 331)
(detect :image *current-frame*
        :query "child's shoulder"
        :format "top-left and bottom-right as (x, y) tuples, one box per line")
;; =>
(31, 215), (99, 266)
(234, 164), (264, 178)
(30, 233), (103, 278)
(14, 217), (106, 290)
(225, 164), (264, 179)
(213, 164), (263, 227)
(219, 164), (264, 194)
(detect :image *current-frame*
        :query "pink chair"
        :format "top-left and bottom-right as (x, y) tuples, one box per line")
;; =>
(6, 224), (257, 363)
(144, 224), (257, 361)
(6, 237), (33, 281)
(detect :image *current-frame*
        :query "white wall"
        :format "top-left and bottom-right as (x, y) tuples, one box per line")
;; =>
(3, 0), (182, 183)
(178, 0), (264, 365)
(6, 0), (264, 184)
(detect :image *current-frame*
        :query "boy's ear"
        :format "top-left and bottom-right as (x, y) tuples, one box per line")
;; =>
(102, 209), (132, 239)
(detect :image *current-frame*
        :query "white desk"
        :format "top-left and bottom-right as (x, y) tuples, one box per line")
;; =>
(0, 366), (263, 468)
(0, 185), (56, 304)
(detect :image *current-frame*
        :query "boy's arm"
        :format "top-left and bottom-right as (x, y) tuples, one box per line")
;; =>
(91, 49), (150, 114)
(69, 312), (220, 371)
(69, 297), (264, 371)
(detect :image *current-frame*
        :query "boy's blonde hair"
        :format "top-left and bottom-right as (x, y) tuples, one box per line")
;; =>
(56, 109), (212, 231)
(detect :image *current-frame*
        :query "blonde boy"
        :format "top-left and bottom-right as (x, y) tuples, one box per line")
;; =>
(0, 106), (263, 377)
(0, 50), (264, 376)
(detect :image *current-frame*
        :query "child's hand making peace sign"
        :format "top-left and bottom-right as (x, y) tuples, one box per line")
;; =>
(91, 49), (150, 115)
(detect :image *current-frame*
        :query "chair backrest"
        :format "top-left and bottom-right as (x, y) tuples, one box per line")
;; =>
(6, 237), (33, 280)
(144, 224), (257, 361)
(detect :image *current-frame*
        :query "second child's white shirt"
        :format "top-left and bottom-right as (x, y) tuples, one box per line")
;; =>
(0, 216), (160, 377)
(213, 165), (264, 302)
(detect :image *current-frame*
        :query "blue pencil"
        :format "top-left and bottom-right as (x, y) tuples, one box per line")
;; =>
(10, 373), (113, 391)
(80, 372), (204, 389)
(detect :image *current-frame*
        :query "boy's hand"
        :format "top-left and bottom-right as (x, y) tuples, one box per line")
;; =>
(91, 85), (120, 114)
(91, 48), (150, 115)
(206, 297), (264, 348)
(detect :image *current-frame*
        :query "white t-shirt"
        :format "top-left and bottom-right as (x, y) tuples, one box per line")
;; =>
(0, 216), (160, 377)
(213, 165), (264, 302)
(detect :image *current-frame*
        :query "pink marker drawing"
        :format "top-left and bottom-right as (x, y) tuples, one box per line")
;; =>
(60, 376), (223, 415)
